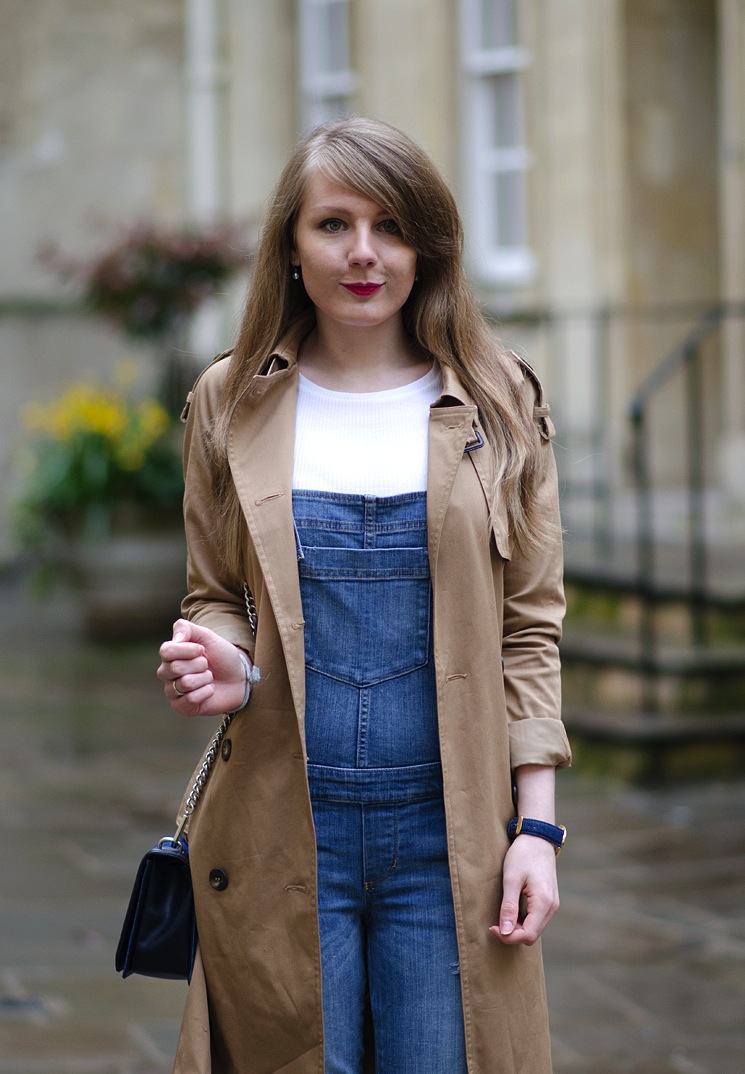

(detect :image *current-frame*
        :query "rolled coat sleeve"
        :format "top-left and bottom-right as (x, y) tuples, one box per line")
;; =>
(501, 383), (571, 770)
(180, 364), (256, 658)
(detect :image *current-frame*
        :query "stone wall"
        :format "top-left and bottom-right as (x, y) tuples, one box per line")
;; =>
(2, 0), (744, 558)
(0, 0), (188, 558)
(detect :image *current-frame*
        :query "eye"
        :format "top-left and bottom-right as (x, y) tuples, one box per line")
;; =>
(377, 219), (401, 235)
(319, 218), (346, 233)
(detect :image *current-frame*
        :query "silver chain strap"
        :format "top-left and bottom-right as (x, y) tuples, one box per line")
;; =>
(170, 711), (234, 844)
(169, 583), (257, 846)
(243, 581), (258, 636)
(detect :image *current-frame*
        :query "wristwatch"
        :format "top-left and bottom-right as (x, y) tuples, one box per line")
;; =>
(507, 816), (567, 856)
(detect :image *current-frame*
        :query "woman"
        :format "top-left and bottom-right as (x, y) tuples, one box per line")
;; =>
(158, 117), (571, 1074)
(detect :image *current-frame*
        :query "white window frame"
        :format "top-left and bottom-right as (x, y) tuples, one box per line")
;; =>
(298, 0), (358, 131)
(460, 0), (535, 286)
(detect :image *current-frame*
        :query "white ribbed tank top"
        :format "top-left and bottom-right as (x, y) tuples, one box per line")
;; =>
(293, 367), (442, 495)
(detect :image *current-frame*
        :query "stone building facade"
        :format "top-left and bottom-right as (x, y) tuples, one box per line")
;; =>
(2, 0), (744, 557)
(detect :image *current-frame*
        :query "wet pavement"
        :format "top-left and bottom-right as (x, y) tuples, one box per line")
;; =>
(1, 577), (744, 1074)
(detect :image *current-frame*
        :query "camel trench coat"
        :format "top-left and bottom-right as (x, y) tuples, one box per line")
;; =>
(172, 327), (572, 1074)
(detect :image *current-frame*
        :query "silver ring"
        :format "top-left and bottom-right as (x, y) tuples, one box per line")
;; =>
(173, 681), (186, 697)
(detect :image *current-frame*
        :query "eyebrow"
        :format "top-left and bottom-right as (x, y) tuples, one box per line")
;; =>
(308, 204), (391, 217)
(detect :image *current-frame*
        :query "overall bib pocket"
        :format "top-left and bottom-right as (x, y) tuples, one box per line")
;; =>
(297, 546), (431, 686)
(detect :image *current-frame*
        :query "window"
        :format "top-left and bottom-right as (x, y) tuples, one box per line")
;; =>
(460, 0), (534, 284)
(298, 0), (357, 130)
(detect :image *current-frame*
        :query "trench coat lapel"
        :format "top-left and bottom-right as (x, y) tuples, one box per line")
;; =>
(227, 358), (307, 727)
(427, 364), (479, 573)
(428, 364), (511, 559)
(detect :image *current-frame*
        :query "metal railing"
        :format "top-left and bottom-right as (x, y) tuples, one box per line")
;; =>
(628, 301), (745, 709)
(495, 300), (745, 714)
(491, 299), (720, 560)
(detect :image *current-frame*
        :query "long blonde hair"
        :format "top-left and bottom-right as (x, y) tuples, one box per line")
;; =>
(210, 117), (552, 578)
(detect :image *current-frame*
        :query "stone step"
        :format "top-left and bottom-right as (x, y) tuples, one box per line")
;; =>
(564, 704), (745, 744)
(564, 560), (745, 607)
(563, 535), (745, 606)
(562, 704), (745, 782)
(560, 626), (745, 715)
(560, 629), (745, 676)
(563, 553), (745, 649)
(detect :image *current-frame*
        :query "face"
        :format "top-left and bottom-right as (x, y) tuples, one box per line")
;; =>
(291, 170), (418, 334)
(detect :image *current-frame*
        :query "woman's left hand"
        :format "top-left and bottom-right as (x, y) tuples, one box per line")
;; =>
(490, 836), (560, 946)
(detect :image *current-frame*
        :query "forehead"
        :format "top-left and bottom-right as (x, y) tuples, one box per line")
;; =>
(298, 169), (388, 216)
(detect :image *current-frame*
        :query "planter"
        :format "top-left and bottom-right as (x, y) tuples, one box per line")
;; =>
(65, 527), (187, 641)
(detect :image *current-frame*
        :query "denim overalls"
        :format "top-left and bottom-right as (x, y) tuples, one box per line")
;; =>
(293, 490), (468, 1074)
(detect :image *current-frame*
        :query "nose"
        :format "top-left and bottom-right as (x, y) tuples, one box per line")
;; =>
(348, 224), (377, 265)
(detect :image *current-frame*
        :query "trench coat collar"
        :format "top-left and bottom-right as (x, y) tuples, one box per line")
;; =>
(255, 324), (478, 408)
(226, 325), (483, 736)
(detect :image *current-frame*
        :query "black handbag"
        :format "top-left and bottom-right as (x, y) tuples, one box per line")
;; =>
(115, 836), (197, 981)
(115, 710), (235, 982)
(116, 588), (257, 983)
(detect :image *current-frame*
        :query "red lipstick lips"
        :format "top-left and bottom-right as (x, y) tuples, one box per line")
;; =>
(342, 282), (383, 296)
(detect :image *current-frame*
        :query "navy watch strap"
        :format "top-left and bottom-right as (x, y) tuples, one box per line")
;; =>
(507, 816), (567, 855)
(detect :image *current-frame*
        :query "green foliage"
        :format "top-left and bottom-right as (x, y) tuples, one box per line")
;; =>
(14, 373), (184, 554)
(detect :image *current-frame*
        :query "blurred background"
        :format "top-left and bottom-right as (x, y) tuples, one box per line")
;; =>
(1, 2), (744, 1072)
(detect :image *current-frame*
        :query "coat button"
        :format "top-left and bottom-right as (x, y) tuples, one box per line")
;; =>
(221, 738), (232, 761)
(209, 868), (229, 891)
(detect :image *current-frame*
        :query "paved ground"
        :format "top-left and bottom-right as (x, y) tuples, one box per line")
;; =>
(1, 578), (744, 1074)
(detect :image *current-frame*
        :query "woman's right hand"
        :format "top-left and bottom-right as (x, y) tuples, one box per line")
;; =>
(157, 618), (251, 717)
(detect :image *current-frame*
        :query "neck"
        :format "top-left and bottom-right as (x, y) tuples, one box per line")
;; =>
(298, 318), (431, 392)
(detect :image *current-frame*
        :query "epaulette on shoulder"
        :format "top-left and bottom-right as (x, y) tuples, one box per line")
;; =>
(509, 350), (555, 441)
(180, 349), (233, 423)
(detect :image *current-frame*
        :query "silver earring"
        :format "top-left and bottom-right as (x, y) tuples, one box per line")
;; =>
(414, 273), (420, 282)
(292, 265), (300, 281)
